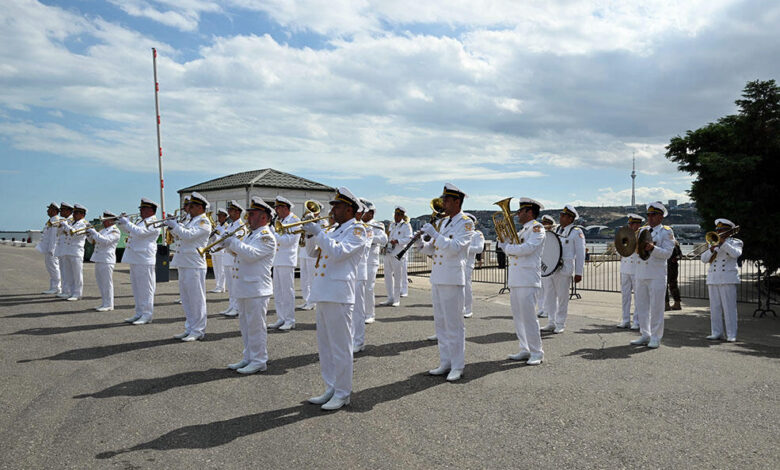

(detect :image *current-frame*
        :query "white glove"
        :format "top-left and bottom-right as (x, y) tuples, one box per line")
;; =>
(117, 217), (129, 225)
(421, 223), (436, 238)
(87, 228), (98, 237)
(163, 219), (177, 229)
(302, 222), (322, 236)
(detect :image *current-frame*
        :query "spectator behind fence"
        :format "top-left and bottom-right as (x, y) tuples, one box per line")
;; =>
(665, 241), (683, 310)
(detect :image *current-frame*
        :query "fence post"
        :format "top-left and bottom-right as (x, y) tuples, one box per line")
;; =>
(753, 261), (777, 317)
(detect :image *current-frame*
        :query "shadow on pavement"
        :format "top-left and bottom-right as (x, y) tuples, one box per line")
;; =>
(376, 314), (432, 323)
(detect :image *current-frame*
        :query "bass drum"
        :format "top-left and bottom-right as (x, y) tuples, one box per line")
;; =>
(541, 231), (563, 277)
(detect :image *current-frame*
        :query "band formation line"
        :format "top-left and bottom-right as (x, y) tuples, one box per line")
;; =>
(35, 185), (742, 411)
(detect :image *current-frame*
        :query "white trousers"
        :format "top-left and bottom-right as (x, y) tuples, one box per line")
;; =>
(180, 267), (207, 336)
(432, 284), (466, 370)
(225, 265), (238, 311)
(510, 287), (543, 355)
(708, 284), (738, 339)
(316, 302), (354, 400)
(401, 257), (408, 295)
(45, 253), (60, 291)
(300, 257), (316, 304)
(212, 253), (225, 291)
(273, 266), (295, 324)
(544, 270), (572, 328)
(238, 296), (270, 367)
(95, 262), (115, 308)
(60, 255), (83, 298)
(384, 256), (403, 303)
(636, 277), (666, 340)
(365, 261), (380, 320)
(129, 264), (155, 318)
(464, 265), (475, 314)
(353, 280), (368, 348)
(620, 273), (637, 324)
(58, 255), (73, 296)
(536, 279), (546, 313)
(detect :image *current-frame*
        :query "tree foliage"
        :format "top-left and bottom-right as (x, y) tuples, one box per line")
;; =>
(666, 80), (780, 272)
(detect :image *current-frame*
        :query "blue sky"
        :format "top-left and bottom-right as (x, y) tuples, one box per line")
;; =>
(2, 0), (779, 230)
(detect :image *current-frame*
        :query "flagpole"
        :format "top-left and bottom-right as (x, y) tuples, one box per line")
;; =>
(152, 48), (166, 228)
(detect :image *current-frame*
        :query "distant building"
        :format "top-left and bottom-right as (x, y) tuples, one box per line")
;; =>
(668, 199), (678, 209)
(178, 168), (335, 218)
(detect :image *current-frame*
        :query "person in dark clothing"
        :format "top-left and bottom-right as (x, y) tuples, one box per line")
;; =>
(665, 241), (683, 310)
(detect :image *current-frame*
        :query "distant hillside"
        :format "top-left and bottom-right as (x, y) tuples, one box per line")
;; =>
(399, 204), (704, 242)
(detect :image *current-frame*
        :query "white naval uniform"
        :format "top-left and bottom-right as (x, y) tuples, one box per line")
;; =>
(88, 225), (121, 309)
(384, 220), (413, 304)
(56, 219), (87, 298)
(634, 224), (676, 341)
(701, 237), (743, 340)
(36, 216), (61, 292)
(300, 218), (328, 307)
(226, 225), (276, 368)
(364, 220), (387, 321)
(543, 224), (586, 329)
(417, 212), (474, 371)
(210, 222), (228, 291)
(170, 213), (211, 337)
(306, 218), (366, 401)
(53, 216), (73, 296)
(501, 219), (545, 357)
(464, 230), (485, 315)
(620, 250), (641, 326)
(222, 218), (244, 313)
(273, 213), (301, 326)
(353, 221), (374, 349)
(119, 216), (159, 320)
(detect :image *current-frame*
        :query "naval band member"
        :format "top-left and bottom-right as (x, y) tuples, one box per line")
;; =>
(701, 218), (742, 342)
(87, 211), (121, 311)
(37, 202), (62, 294)
(118, 198), (159, 325)
(617, 213), (644, 329)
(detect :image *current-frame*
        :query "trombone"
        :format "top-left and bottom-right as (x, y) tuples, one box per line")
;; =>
(275, 215), (330, 235)
(688, 226), (740, 260)
(198, 222), (248, 256)
(492, 197), (520, 244)
(395, 197), (445, 260)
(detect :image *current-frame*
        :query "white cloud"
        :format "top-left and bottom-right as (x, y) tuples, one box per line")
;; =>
(108, 0), (221, 32)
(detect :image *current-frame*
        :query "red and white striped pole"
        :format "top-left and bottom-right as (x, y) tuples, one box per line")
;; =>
(152, 48), (166, 230)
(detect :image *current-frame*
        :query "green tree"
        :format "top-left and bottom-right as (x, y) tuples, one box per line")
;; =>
(666, 79), (780, 272)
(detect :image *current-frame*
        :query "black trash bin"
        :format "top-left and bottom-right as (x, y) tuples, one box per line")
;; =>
(156, 244), (170, 282)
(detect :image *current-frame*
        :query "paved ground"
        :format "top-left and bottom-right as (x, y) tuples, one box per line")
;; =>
(1, 244), (778, 469)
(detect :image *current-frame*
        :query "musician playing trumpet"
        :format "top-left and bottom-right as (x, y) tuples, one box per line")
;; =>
(56, 203), (88, 301)
(270, 196), (301, 331)
(220, 201), (245, 317)
(208, 209), (229, 293)
(701, 218), (743, 342)
(54, 202), (74, 299)
(86, 211), (121, 311)
(415, 183), (474, 382)
(499, 198), (546, 365)
(118, 198), (159, 325)
(165, 192), (212, 342)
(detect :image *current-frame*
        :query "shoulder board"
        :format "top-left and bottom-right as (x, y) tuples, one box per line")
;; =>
(532, 220), (541, 225)
(353, 224), (367, 235)
(461, 214), (470, 220)
(261, 235), (275, 244)
(261, 229), (269, 235)
(199, 219), (208, 226)
(290, 214), (300, 220)
(663, 225), (672, 230)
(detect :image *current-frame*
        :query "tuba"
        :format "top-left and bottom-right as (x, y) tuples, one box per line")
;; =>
(492, 197), (520, 244)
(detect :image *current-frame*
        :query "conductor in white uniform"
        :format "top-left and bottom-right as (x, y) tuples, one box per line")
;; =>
(416, 183), (474, 382)
(224, 197), (277, 374)
(701, 218), (742, 342)
(87, 211), (121, 311)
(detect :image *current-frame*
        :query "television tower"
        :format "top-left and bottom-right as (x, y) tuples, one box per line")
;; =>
(630, 152), (636, 207)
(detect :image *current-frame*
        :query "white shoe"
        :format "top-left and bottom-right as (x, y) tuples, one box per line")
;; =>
(296, 302), (308, 309)
(630, 323), (640, 330)
(540, 324), (556, 332)
(237, 363), (266, 374)
(391, 302), (400, 307)
(647, 338), (661, 349)
(426, 334), (438, 341)
(172, 332), (189, 340)
(132, 315), (153, 325)
(508, 351), (531, 361)
(706, 334), (724, 340)
(463, 312), (473, 318)
(308, 388), (335, 405)
(353, 344), (365, 353)
(302, 303), (315, 311)
(726, 337), (737, 342)
(219, 307), (234, 315)
(208, 288), (224, 293)
(364, 317), (375, 324)
(428, 365), (450, 376)
(537, 311), (547, 318)
(616, 321), (630, 329)
(57, 293), (69, 299)
(553, 326), (565, 334)
(42, 288), (59, 294)
(446, 368), (463, 382)
(223, 309), (238, 318)
(124, 313), (142, 324)
(527, 354), (544, 366)
(176, 299), (182, 304)
(321, 395), (350, 411)
(228, 359), (249, 370)
(630, 336), (650, 345)
(181, 333), (204, 342)
(400, 293), (408, 298)
(278, 322), (296, 331)
(66, 297), (79, 301)
(380, 300), (394, 306)
(268, 319), (285, 329)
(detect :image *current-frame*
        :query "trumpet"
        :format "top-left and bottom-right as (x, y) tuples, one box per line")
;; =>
(69, 224), (94, 235)
(48, 218), (72, 227)
(145, 212), (185, 228)
(492, 197), (520, 244)
(275, 215), (330, 235)
(395, 197), (445, 260)
(198, 222), (247, 256)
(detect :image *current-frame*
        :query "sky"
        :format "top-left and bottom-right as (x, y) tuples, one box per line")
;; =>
(1, 0), (779, 230)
